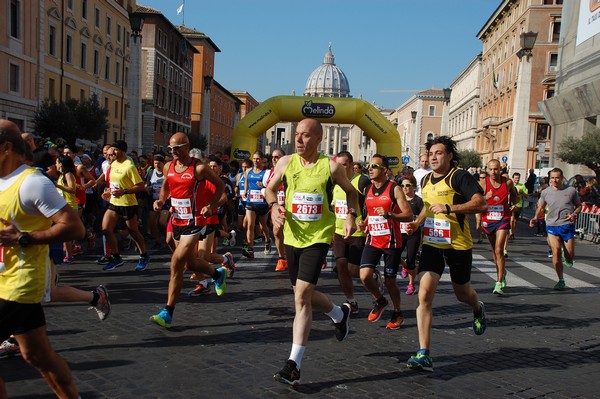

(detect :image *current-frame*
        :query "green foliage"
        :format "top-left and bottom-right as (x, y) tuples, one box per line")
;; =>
(457, 149), (483, 169)
(33, 94), (109, 146)
(556, 129), (600, 179)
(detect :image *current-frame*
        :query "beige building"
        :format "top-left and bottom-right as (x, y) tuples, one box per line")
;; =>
(447, 55), (482, 152)
(476, 0), (561, 174)
(540, 0), (600, 178)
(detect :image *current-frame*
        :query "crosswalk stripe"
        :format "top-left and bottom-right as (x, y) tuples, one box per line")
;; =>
(510, 257), (598, 290)
(472, 254), (536, 288)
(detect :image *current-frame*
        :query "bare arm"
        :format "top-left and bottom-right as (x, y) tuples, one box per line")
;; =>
(154, 162), (171, 211)
(265, 155), (291, 231)
(330, 160), (357, 238)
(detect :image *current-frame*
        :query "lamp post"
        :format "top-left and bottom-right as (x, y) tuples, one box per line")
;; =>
(126, 12), (144, 152)
(202, 75), (213, 154)
(508, 31), (537, 176)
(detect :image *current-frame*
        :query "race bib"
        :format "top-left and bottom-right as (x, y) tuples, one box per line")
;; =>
(109, 182), (120, 194)
(335, 199), (349, 219)
(171, 197), (193, 220)
(487, 205), (504, 221)
(291, 192), (323, 221)
(423, 217), (451, 244)
(368, 215), (391, 236)
(277, 190), (285, 205)
(399, 222), (411, 234)
(248, 189), (264, 203)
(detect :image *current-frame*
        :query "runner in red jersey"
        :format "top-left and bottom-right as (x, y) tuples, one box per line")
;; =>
(150, 132), (227, 329)
(358, 154), (413, 330)
(479, 159), (517, 295)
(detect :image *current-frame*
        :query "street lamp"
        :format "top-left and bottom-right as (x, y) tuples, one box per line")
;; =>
(517, 31), (537, 60)
(442, 88), (452, 104)
(411, 110), (417, 121)
(129, 12), (144, 43)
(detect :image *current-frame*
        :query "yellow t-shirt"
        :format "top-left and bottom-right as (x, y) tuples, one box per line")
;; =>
(108, 158), (142, 206)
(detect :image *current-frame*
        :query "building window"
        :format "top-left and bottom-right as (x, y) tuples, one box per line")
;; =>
(117, 24), (122, 43)
(10, 0), (20, 39)
(49, 25), (56, 56)
(105, 56), (110, 80)
(9, 63), (19, 93)
(537, 123), (550, 141)
(81, 0), (87, 19)
(546, 89), (555, 99)
(549, 53), (558, 72)
(80, 43), (87, 69)
(106, 16), (111, 36)
(115, 61), (120, 84)
(114, 100), (119, 119)
(80, 89), (85, 101)
(66, 34), (73, 63)
(94, 7), (100, 29)
(66, 0), (73, 11)
(65, 84), (71, 99)
(48, 78), (55, 100)
(93, 49), (99, 75)
(428, 105), (436, 116)
(552, 21), (561, 42)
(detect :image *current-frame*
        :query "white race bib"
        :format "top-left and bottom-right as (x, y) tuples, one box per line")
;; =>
(291, 192), (323, 221)
(368, 215), (391, 236)
(423, 217), (451, 244)
(171, 197), (193, 220)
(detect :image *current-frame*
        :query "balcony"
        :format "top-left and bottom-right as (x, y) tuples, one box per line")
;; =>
(482, 116), (499, 127)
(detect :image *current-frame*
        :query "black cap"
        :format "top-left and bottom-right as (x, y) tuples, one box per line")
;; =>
(111, 140), (127, 152)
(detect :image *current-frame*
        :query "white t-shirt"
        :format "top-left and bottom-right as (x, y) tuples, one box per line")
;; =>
(413, 167), (432, 198)
(0, 165), (67, 219)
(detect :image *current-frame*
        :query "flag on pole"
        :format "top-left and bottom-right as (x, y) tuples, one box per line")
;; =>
(177, 3), (184, 15)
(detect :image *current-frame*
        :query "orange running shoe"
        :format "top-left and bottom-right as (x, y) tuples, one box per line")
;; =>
(275, 258), (287, 271)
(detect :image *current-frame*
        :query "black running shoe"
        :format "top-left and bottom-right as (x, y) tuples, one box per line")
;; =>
(274, 360), (300, 386)
(334, 303), (351, 341)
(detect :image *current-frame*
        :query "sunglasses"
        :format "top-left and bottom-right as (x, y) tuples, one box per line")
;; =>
(167, 144), (187, 152)
(400, 183), (413, 187)
(368, 163), (385, 169)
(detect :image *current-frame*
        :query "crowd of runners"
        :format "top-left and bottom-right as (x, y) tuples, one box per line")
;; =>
(0, 118), (589, 395)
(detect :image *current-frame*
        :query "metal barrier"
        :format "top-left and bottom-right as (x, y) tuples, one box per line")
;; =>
(575, 203), (600, 243)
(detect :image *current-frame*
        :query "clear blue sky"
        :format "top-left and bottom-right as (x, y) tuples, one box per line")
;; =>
(139, 0), (500, 109)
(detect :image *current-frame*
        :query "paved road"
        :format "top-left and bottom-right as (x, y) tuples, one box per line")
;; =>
(2, 218), (600, 398)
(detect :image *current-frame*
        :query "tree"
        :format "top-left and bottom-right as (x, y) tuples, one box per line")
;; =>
(457, 149), (483, 170)
(555, 129), (600, 179)
(33, 94), (108, 145)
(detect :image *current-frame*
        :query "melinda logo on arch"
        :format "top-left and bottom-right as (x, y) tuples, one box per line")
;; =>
(301, 100), (336, 118)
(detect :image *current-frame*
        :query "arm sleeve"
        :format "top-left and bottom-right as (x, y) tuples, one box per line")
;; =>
(20, 173), (67, 218)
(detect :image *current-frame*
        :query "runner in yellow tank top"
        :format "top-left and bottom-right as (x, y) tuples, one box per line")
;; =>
(404, 136), (488, 372)
(266, 118), (358, 386)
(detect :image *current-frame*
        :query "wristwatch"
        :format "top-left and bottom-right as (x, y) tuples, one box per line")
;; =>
(18, 232), (32, 247)
(347, 207), (358, 218)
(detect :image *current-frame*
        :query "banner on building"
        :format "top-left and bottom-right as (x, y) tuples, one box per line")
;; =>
(577, 0), (600, 46)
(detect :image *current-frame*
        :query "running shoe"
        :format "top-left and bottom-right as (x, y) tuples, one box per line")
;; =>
(222, 237), (230, 246)
(0, 338), (21, 359)
(222, 252), (235, 278)
(561, 250), (574, 268)
(473, 301), (487, 335)
(213, 267), (228, 296)
(135, 255), (151, 271)
(386, 311), (404, 330)
(405, 284), (416, 296)
(102, 257), (124, 271)
(274, 360), (300, 386)
(373, 269), (385, 295)
(275, 258), (287, 271)
(503, 249), (508, 257)
(96, 255), (113, 265)
(554, 279), (566, 290)
(368, 297), (388, 322)
(501, 270), (507, 289)
(254, 236), (265, 244)
(150, 308), (172, 328)
(188, 283), (211, 296)
(87, 232), (97, 250)
(90, 285), (111, 321)
(264, 241), (272, 255)
(407, 349), (433, 372)
(492, 281), (504, 295)
(547, 250), (553, 258)
(345, 300), (359, 315)
(72, 244), (83, 255)
(63, 255), (74, 264)
(229, 230), (237, 246)
(477, 235), (484, 244)
(242, 245), (254, 259)
(400, 267), (408, 279)
(334, 303), (351, 341)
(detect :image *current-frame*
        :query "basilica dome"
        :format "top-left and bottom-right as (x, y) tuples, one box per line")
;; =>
(304, 45), (351, 98)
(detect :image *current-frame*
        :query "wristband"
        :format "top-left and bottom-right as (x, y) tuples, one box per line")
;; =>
(445, 204), (451, 214)
(384, 211), (391, 219)
(123, 188), (129, 194)
(269, 202), (278, 209)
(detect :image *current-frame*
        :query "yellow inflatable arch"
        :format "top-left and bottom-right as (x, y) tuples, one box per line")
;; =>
(230, 95), (402, 173)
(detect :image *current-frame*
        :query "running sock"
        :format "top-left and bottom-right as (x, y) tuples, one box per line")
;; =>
(165, 306), (174, 316)
(90, 291), (100, 306)
(289, 344), (305, 370)
(326, 304), (344, 324)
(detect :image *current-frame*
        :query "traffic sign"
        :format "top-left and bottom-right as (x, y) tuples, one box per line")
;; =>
(402, 155), (410, 164)
(501, 155), (508, 163)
